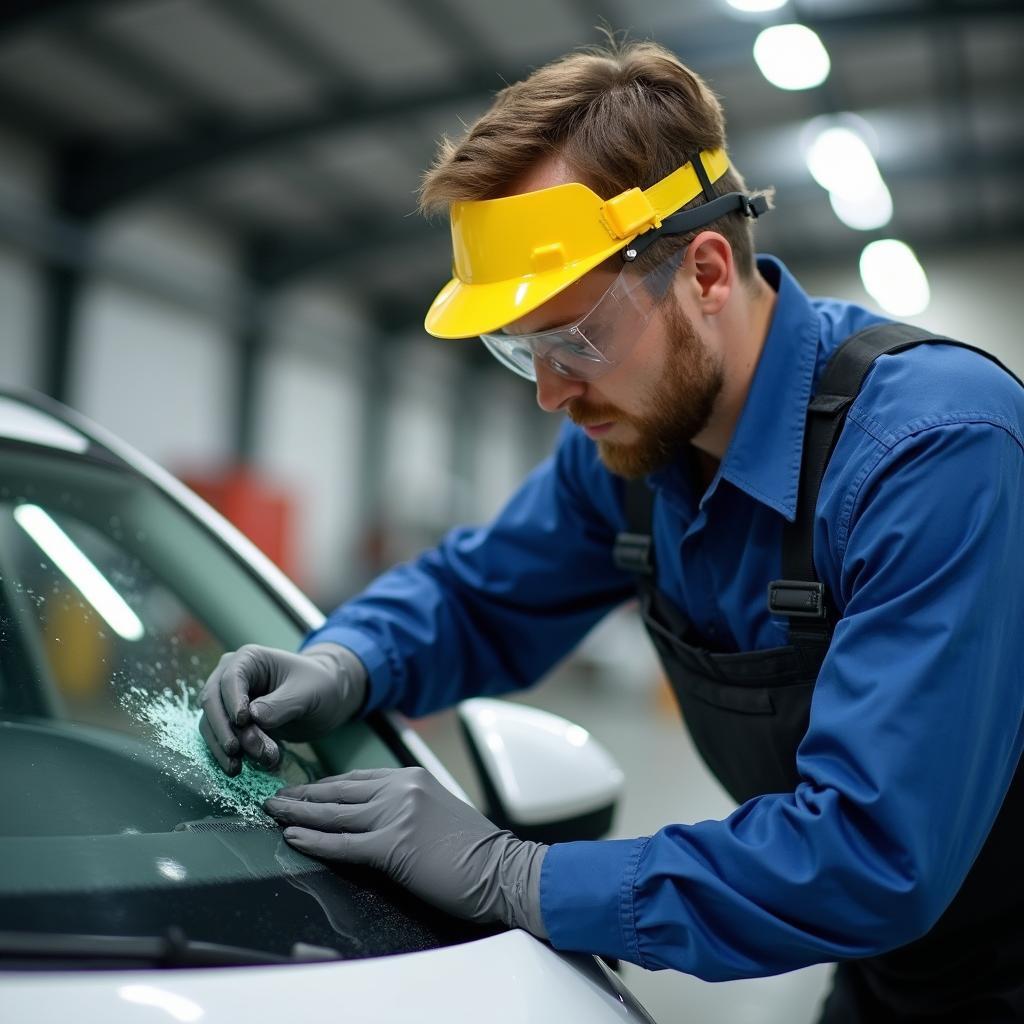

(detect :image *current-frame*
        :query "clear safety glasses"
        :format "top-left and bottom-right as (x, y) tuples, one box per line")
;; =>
(479, 248), (685, 383)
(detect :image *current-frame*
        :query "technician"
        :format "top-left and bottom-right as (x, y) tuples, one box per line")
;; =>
(199, 40), (1024, 1021)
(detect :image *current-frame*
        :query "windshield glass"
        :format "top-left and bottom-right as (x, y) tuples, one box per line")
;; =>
(0, 438), (491, 965)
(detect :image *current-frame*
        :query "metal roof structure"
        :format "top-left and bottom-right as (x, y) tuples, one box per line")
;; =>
(0, 0), (1021, 409)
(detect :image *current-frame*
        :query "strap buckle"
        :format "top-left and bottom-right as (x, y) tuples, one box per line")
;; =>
(741, 194), (768, 219)
(767, 579), (826, 619)
(613, 532), (654, 575)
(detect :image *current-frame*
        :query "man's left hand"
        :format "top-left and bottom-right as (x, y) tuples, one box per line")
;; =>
(263, 767), (549, 938)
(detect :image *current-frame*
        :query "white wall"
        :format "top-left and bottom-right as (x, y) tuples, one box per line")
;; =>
(71, 205), (241, 473)
(71, 278), (238, 472)
(793, 241), (1024, 377)
(383, 333), (460, 534)
(471, 367), (540, 522)
(255, 282), (369, 600)
(0, 243), (43, 389)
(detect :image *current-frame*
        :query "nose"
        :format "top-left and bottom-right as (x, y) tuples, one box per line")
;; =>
(534, 357), (586, 412)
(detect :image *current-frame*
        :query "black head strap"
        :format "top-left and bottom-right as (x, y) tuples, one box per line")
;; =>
(623, 152), (769, 262)
(690, 150), (717, 202)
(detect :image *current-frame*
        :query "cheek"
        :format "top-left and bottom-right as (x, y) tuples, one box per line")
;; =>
(612, 325), (671, 396)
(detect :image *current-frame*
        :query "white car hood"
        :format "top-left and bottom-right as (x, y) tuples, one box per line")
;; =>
(4, 930), (655, 1023)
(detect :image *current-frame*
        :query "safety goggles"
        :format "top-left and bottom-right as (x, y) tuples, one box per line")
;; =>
(480, 248), (684, 382)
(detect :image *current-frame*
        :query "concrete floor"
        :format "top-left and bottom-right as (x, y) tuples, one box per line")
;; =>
(410, 610), (833, 1024)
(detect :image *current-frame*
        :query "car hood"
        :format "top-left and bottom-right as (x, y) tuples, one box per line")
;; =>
(3, 930), (656, 1023)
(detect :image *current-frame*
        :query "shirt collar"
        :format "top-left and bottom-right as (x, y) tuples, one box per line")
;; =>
(715, 254), (820, 522)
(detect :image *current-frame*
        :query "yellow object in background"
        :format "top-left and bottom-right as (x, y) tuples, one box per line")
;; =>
(45, 592), (111, 700)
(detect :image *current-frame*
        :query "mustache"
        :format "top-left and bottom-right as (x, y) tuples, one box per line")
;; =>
(567, 400), (623, 427)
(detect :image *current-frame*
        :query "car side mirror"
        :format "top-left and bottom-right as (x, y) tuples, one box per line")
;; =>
(458, 698), (625, 844)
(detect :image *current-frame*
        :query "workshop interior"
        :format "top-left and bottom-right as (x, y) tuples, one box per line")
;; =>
(1, 2), (1022, 1022)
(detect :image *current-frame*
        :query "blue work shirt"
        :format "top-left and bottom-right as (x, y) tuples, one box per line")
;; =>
(305, 255), (1024, 980)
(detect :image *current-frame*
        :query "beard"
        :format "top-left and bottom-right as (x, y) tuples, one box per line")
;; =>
(567, 296), (724, 479)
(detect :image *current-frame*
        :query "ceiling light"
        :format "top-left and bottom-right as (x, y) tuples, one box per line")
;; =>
(859, 240), (930, 317)
(829, 180), (893, 230)
(753, 24), (830, 90)
(806, 126), (883, 200)
(727, 0), (788, 11)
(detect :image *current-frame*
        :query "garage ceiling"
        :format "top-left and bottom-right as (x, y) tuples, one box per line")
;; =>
(0, 0), (1021, 334)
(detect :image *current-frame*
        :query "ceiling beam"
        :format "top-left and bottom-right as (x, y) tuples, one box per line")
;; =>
(0, 0), (115, 38)
(246, 137), (1024, 288)
(58, 70), (504, 216)
(49, 0), (1023, 217)
(214, 0), (363, 91)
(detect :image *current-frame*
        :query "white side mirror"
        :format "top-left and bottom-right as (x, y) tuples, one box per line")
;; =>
(458, 698), (625, 842)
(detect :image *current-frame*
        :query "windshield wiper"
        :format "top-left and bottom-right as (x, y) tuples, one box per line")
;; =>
(0, 927), (342, 967)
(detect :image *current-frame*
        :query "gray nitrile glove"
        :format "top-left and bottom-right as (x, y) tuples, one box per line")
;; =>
(263, 767), (549, 938)
(198, 643), (368, 776)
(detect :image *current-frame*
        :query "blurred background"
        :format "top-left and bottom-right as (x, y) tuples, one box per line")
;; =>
(0, 1), (1021, 1020)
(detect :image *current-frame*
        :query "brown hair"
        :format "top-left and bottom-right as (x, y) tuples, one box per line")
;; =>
(419, 37), (772, 282)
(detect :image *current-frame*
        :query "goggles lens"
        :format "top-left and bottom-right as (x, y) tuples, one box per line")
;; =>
(479, 249), (683, 383)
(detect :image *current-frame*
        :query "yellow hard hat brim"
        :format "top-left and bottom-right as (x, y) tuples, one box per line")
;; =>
(423, 149), (731, 339)
(424, 243), (621, 339)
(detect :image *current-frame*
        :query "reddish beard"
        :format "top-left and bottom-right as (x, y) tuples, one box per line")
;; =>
(568, 297), (723, 478)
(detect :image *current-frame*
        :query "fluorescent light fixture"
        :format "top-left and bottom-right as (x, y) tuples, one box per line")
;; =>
(727, 0), (788, 11)
(829, 180), (893, 230)
(859, 240), (931, 317)
(13, 503), (145, 642)
(119, 985), (204, 1022)
(806, 126), (884, 200)
(753, 24), (830, 90)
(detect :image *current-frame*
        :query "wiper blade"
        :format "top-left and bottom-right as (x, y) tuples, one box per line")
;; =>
(0, 927), (342, 967)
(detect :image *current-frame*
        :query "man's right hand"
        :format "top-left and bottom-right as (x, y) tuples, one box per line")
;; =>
(198, 643), (368, 776)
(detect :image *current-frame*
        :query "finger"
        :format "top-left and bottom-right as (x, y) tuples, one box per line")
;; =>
(265, 798), (374, 832)
(283, 827), (377, 866)
(329, 768), (395, 782)
(237, 722), (280, 770)
(274, 776), (390, 804)
(199, 713), (241, 777)
(276, 767), (394, 793)
(198, 661), (239, 757)
(248, 685), (312, 732)
(220, 648), (265, 727)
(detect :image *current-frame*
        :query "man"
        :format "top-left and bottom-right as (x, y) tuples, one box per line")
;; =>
(199, 41), (1024, 1020)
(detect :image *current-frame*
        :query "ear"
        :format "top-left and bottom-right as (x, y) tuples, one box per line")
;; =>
(686, 231), (734, 316)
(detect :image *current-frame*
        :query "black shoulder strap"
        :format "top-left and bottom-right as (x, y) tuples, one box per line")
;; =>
(611, 322), (1022, 660)
(613, 479), (656, 577)
(768, 322), (1024, 652)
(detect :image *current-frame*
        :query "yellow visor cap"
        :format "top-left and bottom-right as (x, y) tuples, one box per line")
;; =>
(424, 148), (730, 339)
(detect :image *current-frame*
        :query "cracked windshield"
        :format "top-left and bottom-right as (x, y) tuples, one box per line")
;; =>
(0, 442), (481, 962)
(0, 446), (397, 836)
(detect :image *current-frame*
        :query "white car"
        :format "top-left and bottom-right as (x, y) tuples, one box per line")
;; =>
(0, 387), (654, 1023)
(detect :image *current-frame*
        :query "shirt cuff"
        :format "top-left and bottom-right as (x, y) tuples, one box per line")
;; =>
(300, 625), (395, 714)
(540, 837), (649, 965)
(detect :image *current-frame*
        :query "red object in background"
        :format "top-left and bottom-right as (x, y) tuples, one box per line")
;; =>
(182, 466), (299, 583)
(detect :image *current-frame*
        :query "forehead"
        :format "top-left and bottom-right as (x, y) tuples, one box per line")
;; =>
(498, 154), (578, 199)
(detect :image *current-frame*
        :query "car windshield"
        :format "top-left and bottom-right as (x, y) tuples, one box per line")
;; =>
(0, 434), (492, 967)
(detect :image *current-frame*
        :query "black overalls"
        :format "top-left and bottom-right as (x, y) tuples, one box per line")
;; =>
(613, 323), (1024, 1021)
